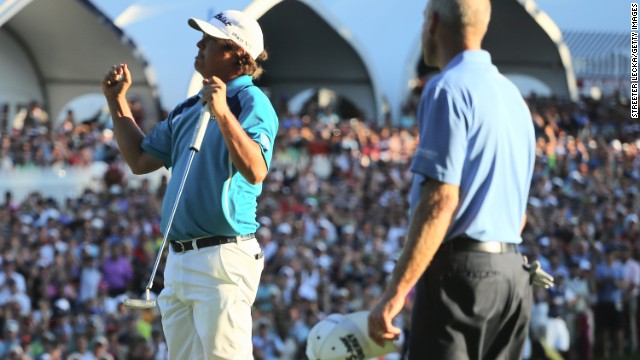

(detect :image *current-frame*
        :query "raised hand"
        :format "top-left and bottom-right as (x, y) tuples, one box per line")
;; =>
(201, 76), (230, 120)
(102, 63), (131, 98)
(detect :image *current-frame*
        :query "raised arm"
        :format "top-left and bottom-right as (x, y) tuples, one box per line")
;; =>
(102, 64), (164, 174)
(201, 76), (268, 184)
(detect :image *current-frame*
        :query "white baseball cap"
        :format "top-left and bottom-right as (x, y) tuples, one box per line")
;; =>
(306, 311), (399, 360)
(188, 10), (264, 60)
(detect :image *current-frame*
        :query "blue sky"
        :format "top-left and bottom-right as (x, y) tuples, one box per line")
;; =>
(537, 0), (627, 32)
(85, 0), (628, 116)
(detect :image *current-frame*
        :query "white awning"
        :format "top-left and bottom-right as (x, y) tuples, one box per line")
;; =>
(0, 0), (161, 129)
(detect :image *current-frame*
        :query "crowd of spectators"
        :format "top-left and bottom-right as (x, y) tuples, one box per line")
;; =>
(0, 101), (146, 171)
(0, 90), (637, 360)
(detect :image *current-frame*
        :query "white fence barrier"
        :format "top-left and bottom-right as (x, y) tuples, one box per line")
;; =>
(0, 162), (170, 204)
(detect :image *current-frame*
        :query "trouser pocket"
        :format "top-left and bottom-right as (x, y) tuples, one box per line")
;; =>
(217, 239), (264, 304)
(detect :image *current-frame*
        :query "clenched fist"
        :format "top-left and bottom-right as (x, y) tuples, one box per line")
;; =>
(102, 63), (131, 99)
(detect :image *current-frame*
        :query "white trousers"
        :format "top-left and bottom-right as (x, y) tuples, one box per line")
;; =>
(158, 238), (264, 360)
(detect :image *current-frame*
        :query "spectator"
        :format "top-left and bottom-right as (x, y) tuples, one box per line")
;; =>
(594, 248), (626, 358)
(78, 247), (102, 305)
(2, 278), (32, 316)
(67, 334), (92, 360)
(0, 257), (27, 294)
(0, 320), (21, 358)
(91, 336), (114, 360)
(252, 320), (284, 360)
(545, 274), (574, 356)
(621, 243), (640, 354)
(565, 260), (595, 360)
(101, 242), (133, 297)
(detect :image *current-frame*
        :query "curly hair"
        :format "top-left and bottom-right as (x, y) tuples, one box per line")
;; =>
(220, 39), (268, 80)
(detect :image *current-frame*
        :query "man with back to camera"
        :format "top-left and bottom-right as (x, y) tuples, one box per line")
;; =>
(367, 0), (538, 359)
(101, 9), (278, 359)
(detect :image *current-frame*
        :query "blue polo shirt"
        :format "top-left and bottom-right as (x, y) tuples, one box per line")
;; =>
(409, 50), (535, 243)
(142, 75), (278, 239)
(594, 260), (625, 304)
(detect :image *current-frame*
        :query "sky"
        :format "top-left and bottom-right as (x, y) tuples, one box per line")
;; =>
(81, 0), (629, 118)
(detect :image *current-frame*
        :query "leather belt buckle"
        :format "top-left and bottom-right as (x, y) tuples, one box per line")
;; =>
(173, 241), (186, 254)
(483, 242), (503, 253)
(442, 237), (518, 255)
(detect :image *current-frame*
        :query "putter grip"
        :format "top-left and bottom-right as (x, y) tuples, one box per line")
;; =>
(190, 106), (212, 151)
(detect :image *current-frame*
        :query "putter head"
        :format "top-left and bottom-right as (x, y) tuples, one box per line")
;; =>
(123, 298), (156, 309)
(123, 288), (156, 309)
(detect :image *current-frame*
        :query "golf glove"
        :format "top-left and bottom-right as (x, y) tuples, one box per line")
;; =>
(522, 257), (554, 288)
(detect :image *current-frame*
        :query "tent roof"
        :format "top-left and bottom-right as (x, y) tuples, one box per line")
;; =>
(2, 0), (578, 126)
(256, 0), (380, 120)
(413, 0), (577, 102)
(0, 0), (161, 125)
(483, 0), (577, 100)
(212, 0), (578, 122)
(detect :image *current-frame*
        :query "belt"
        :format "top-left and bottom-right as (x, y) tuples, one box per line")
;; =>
(440, 236), (518, 254)
(170, 234), (255, 254)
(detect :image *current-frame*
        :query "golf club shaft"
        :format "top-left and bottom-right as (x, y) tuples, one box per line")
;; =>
(190, 104), (212, 151)
(145, 106), (212, 290)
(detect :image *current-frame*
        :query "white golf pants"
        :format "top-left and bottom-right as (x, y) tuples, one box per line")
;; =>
(158, 238), (264, 360)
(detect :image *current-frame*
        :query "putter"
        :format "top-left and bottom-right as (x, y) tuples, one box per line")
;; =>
(124, 105), (212, 309)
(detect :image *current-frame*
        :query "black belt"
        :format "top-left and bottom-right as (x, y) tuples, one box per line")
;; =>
(170, 234), (255, 254)
(440, 236), (518, 254)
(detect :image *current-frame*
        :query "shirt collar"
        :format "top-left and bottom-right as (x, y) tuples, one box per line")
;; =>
(226, 75), (254, 96)
(443, 50), (492, 72)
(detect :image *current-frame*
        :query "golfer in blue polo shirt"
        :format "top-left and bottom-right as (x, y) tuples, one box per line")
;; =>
(368, 0), (536, 359)
(102, 9), (278, 359)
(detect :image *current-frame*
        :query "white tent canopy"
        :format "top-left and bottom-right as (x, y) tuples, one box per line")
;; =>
(0, 0), (161, 130)
(189, 0), (577, 124)
(2, 0), (577, 127)
(481, 0), (577, 100)
(405, 0), (578, 116)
